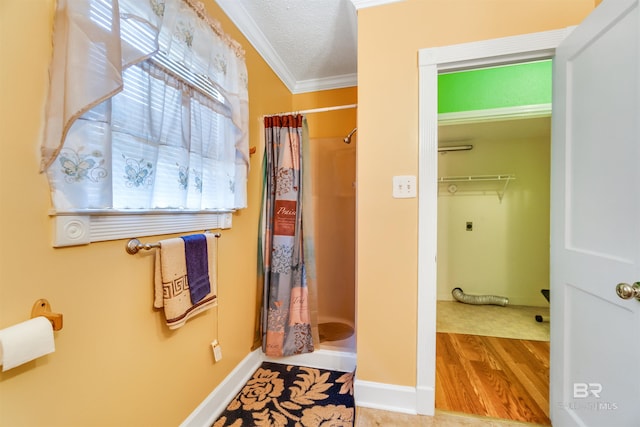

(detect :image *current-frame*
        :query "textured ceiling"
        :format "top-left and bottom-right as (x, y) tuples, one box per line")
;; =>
(215, 0), (404, 94)
(214, 0), (548, 140)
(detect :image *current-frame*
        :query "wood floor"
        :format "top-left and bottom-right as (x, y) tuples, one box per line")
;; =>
(436, 332), (550, 425)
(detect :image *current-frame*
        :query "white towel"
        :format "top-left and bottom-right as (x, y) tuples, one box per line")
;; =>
(154, 235), (217, 329)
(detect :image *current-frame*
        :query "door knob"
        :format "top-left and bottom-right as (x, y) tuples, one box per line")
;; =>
(616, 282), (640, 301)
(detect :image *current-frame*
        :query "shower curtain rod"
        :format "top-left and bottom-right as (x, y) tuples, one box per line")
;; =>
(264, 103), (357, 117)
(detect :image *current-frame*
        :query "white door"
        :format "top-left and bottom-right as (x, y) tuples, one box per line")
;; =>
(550, 0), (640, 425)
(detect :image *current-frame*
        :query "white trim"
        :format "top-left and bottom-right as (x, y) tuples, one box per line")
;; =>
(181, 348), (357, 427)
(417, 59), (439, 417)
(350, 0), (406, 10)
(294, 73), (358, 94)
(354, 380), (417, 414)
(415, 384), (435, 415)
(265, 348), (357, 373)
(214, 1), (358, 94)
(214, 1), (394, 93)
(214, 0), (298, 91)
(419, 27), (574, 71)
(438, 103), (551, 126)
(52, 212), (232, 247)
(417, 28), (572, 416)
(180, 350), (263, 427)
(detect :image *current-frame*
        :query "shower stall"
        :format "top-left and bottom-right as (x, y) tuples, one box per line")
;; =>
(309, 132), (356, 352)
(260, 103), (357, 355)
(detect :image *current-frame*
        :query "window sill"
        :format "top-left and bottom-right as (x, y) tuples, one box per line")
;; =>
(51, 210), (233, 247)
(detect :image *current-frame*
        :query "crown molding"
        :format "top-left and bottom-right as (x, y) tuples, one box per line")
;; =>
(350, 0), (405, 10)
(216, 0), (363, 93)
(215, 0), (297, 92)
(293, 73), (357, 94)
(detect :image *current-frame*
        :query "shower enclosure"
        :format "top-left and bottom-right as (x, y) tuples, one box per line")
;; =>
(309, 135), (356, 352)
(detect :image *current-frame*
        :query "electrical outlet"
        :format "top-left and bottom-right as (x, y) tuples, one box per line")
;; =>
(466, 221), (473, 231)
(392, 175), (417, 198)
(211, 340), (222, 362)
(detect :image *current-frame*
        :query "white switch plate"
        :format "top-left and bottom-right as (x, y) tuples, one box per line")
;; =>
(392, 175), (417, 198)
(211, 340), (222, 362)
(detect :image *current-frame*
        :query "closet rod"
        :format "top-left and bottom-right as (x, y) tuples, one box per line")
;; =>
(265, 103), (357, 117)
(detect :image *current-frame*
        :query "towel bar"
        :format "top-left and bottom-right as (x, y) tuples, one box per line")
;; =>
(126, 232), (221, 255)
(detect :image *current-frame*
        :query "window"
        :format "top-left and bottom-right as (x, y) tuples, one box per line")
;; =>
(41, 0), (248, 247)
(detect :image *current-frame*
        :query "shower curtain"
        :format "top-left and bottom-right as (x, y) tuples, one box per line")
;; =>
(255, 114), (318, 357)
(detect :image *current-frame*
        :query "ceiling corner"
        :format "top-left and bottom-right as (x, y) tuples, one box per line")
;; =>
(215, 0), (297, 92)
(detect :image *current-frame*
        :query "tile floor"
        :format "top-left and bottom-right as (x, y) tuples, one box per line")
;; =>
(436, 300), (550, 341)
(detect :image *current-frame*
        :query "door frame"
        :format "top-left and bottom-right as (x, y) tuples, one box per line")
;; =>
(416, 28), (574, 415)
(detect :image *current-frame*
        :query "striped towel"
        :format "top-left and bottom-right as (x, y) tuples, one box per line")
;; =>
(153, 235), (217, 329)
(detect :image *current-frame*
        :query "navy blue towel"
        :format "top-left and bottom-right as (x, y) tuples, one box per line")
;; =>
(181, 234), (210, 304)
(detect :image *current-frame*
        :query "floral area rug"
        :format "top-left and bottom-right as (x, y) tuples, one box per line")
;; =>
(212, 361), (355, 426)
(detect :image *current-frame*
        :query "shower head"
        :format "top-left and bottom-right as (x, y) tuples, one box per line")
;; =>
(344, 127), (357, 144)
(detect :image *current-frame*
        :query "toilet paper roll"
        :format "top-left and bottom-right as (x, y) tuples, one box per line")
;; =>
(0, 316), (55, 371)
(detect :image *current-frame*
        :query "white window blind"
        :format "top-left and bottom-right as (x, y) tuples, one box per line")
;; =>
(42, 0), (249, 246)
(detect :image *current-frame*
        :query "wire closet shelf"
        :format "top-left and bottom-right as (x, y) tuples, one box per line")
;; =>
(437, 174), (516, 202)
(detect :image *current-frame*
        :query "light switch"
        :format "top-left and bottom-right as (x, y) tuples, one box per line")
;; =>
(392, 175), (417, 198)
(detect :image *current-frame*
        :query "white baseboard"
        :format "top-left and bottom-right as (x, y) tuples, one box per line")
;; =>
(264, 348), (357, 373)
(416, 384), (435, 415)
(181, 348), (357, 427)
(354, 379), (418, 415)
(180, 349), (263, 427)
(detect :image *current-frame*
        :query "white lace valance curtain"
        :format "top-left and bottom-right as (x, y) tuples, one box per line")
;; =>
(42, 0), (249, 211)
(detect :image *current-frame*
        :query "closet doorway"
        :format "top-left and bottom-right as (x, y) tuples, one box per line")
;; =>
(434, 115), (551, 425)
(416, 29), (570, 419)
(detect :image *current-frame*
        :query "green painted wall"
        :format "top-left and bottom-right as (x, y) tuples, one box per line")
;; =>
(438, 60), (552, 113)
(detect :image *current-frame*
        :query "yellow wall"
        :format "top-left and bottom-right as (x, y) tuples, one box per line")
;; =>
(0, 1), (292, 426)
(437, 133), (551, 306)
(355, 0), (594, 387)
(0, 2), (357, 425)
(0, 0), (597, 422)
(293, 88), (357, 139)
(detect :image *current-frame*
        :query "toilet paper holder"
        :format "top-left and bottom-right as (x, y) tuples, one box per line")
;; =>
(31, 299), (63, 331)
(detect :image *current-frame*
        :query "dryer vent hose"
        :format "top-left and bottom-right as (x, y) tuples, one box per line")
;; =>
(451, 287), (509, 307)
